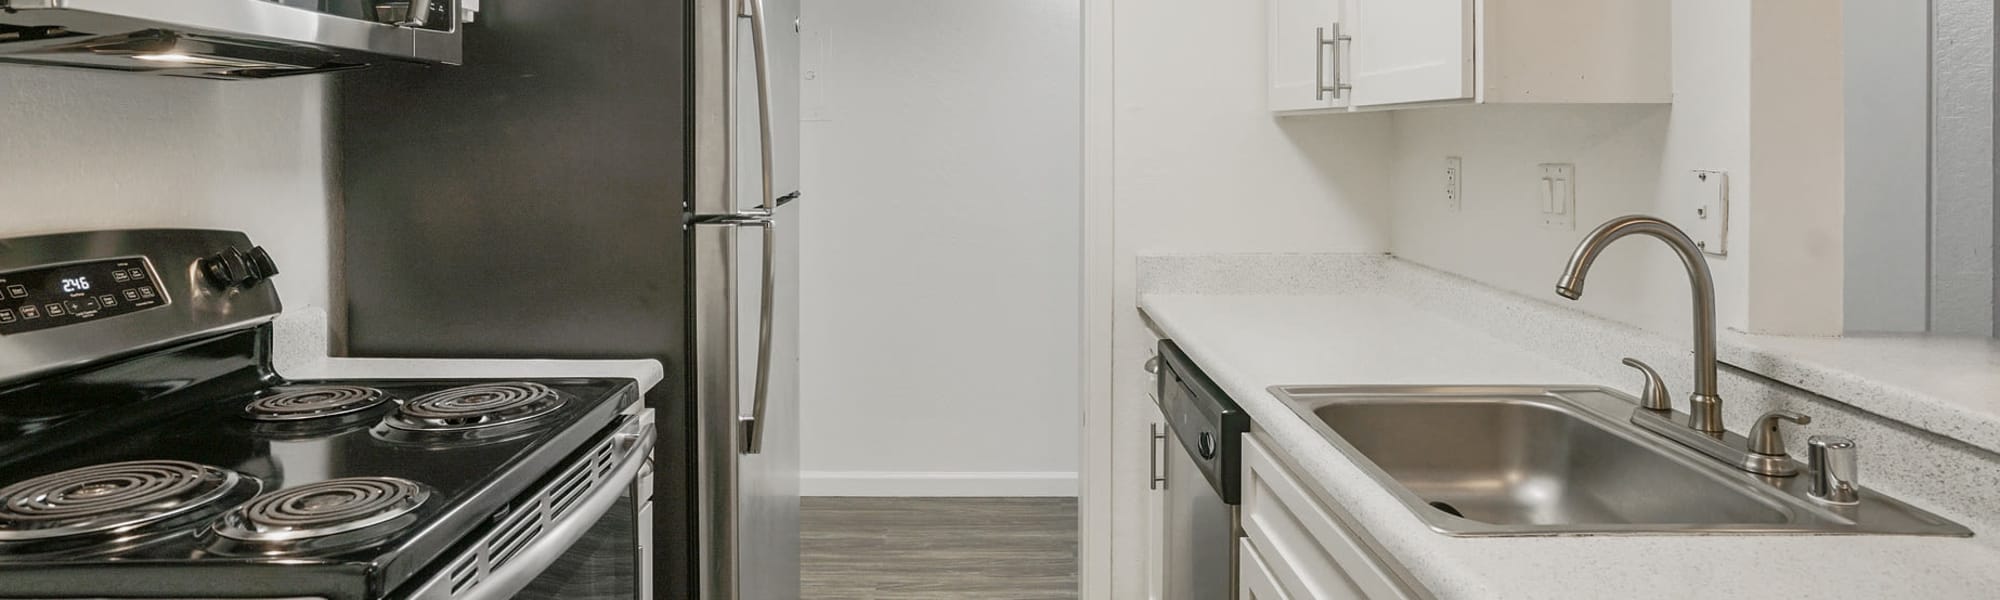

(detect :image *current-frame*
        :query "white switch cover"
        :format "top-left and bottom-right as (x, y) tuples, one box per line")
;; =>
(1538, 163), (1575, 230)
(1690, 170), (1729, 255)
(1444, 156), (1462, 212)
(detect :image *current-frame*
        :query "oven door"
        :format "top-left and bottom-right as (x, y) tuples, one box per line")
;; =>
(402, 409), (657, 600)
(517, 460), (656, 599)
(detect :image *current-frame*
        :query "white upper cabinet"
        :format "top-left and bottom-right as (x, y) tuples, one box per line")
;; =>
(1268, 0), (1669, 114)
(1267, 0), (1349, 112)
(1348, 0), (1473, 108)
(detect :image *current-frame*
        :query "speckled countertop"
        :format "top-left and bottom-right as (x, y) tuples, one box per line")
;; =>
(269, 308), (664, 394)
(1720, 331), (2000, 453)
(1141, 287), (2000, 598)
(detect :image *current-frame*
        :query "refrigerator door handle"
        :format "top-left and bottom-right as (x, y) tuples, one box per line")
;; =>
(741, 216), (776, 455)
(738, 0), (777, 216)
(695, 214), (778, 455)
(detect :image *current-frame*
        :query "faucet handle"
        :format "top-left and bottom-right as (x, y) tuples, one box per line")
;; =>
(1621, 358), (1671, 411)
(1748, 410), (1811, 456)
(1808, 436), (1860, 504)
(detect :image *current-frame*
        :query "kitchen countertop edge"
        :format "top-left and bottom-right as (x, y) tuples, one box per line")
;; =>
(271, 308), (665, 394)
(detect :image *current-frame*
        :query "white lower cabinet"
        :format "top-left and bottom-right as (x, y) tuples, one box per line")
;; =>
(1240, 433), (1420, 599)
(1146, 418), (1167, 600)
(1144, 342), (1169, 600)
(1238, 538), (1292, 600)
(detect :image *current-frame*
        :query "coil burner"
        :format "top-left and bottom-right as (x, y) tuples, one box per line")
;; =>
(0, 460), (259, 558)
(243, 386), (391, 422)
(208, 477), (429, 555)
(384, 382), (566, 433)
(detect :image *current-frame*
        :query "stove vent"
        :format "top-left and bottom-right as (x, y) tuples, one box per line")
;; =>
(439, 439), (620, 598)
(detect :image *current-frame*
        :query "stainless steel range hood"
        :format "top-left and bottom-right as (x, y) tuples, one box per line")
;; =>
(0, 0), (466, 79)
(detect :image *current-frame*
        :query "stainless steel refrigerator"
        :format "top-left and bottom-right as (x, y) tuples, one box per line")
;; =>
(328, 0), (801, 596)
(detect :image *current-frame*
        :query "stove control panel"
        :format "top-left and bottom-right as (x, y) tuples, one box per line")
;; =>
(0, 257), (167, 336)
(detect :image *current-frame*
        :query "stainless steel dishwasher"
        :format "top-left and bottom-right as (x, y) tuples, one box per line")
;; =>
(1155, 340), (1250, 599)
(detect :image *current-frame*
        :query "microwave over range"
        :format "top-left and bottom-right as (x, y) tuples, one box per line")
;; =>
(0, 0), (467, 79)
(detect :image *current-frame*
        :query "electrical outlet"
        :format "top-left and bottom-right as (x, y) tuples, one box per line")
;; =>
(1538, 163), (1576, 230)
(1444, 156), (1463, 212)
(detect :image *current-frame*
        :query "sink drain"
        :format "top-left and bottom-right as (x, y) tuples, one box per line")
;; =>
(1428, 501), (1465, 518)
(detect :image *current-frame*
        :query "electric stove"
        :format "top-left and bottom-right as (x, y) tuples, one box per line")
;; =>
(0, 229), (656, 600)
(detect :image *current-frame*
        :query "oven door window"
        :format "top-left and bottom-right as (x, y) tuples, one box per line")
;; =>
(517, 492), (644, 599)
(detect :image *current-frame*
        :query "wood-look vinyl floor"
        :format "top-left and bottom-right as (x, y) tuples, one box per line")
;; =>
(801, 497), (1079, 600)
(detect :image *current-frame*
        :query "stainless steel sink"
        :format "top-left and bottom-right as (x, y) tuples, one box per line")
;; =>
(1269, 385), (1971, 537)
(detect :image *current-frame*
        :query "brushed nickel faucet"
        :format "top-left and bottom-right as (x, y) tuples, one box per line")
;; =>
(1554, 215), (1725, 434)
(1556, 215), (1821, 478)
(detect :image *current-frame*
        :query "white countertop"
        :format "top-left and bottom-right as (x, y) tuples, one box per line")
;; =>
(1140, 293), (2000, 599)
(1721, 331), (2000, 452)
(283, 356), (665, 392)
(270, 308), (665, 394)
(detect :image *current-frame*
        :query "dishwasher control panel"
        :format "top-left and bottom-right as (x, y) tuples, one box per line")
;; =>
(1157, 339), (1249, 504)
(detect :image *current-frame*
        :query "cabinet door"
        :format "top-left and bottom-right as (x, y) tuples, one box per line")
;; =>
(1241, 435), (1415, 599)
(1144, 345), (1167, 600)
(1239, 539), (1293, 600)
(1349, 0), (1473, 107)
(1145, 421), (1167, 600)
(1268, 0), (1348, 112)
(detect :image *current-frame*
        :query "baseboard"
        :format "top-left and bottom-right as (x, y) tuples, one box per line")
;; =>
(801, 471), (1079, 497)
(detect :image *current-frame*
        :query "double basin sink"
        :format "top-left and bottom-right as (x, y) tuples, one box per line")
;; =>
(1269, 385), (1969, 536)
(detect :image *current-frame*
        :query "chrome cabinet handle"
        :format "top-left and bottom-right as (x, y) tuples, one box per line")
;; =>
(1315, 23), (1351, 101)
(1149, 423), (1167, 490)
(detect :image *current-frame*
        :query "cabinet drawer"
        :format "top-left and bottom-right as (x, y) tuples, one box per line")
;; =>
(1238, 538), (1292, 600)
(1241, 434), (1415, 599)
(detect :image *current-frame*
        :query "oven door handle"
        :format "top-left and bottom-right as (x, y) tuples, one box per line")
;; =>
(455, 420), (657, 600)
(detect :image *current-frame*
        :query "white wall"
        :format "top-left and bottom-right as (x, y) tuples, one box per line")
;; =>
(1388, 105), (1686, 334)
(1102, 0), (1395, 593)
(797, 0), (1083, 496)
(0, 68), (332, 314)
(1842, 0), (1932, 333)
(1931, 0), (1997, 334)
(1744, 0), (1845, 336)
(1388, 0), (1847, 339)
(1390, 1), (1755, 340)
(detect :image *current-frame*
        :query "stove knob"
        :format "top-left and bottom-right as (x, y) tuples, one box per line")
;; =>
(200, 247), (252, 289)
(244, 246), (281, 284)
(200, 255), (236, 288)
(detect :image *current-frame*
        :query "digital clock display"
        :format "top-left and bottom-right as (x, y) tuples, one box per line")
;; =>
(0, 257), (166, 335)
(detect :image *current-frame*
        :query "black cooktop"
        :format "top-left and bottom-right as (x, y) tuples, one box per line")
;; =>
(0, 327), (641, 600)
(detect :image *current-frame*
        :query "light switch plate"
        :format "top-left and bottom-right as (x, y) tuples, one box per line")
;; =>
(1538, 163), (1575, 230)
(1690, 170), (1728, 255)
(1444, 156), (1462, 213)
